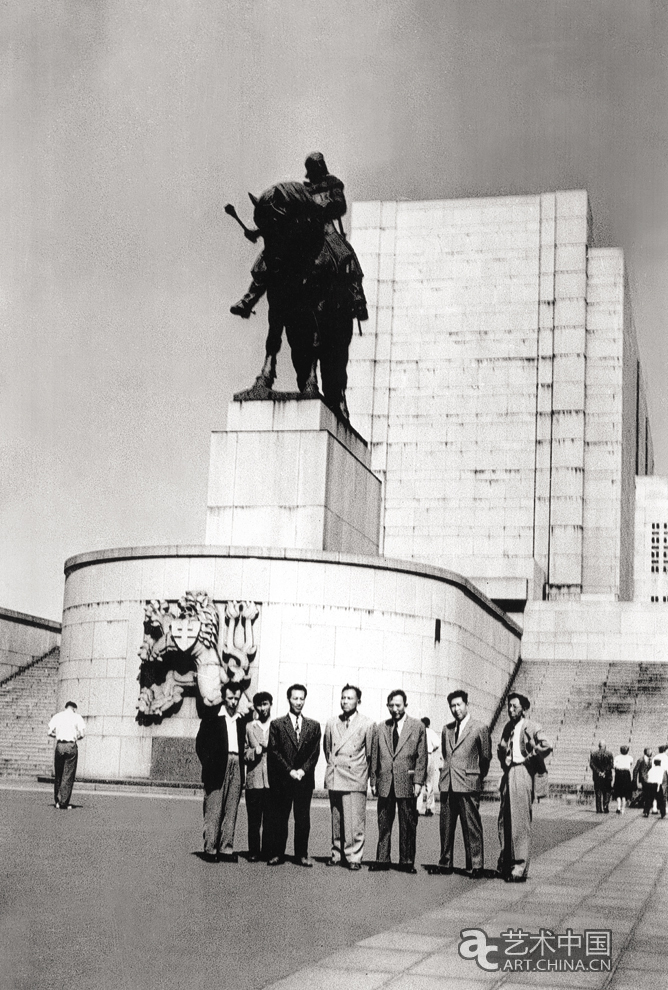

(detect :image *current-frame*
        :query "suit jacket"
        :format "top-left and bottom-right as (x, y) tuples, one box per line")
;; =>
(497, 717), (552, 776)
(245, 718), (271, 789)
(323, 712), (374, 792)
(370, 716), (427, 799)
(267, 714), (321, 791)
(634, 756), (652, 788)
(439, 717), (491, 794)
(589, 748), (614, 782)
(195, 709), (250, 790)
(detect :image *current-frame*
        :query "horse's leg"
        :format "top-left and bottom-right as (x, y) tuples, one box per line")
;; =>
(256, 287), (283, 388)
(286, 307), (319, 396)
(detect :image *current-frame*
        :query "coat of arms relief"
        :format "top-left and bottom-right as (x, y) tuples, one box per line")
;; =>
(137, 591), (260, 719)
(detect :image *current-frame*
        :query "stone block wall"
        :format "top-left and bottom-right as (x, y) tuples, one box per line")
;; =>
(0, 607), (61, 682)
(348, 190), (651, 605)
(60, 547), (521, 783)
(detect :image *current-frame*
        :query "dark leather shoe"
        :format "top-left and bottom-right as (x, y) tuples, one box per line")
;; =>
(219, 853), (238, 863)
(298, 857), (314, 868)
(247, 854), (260, 863)
(438, 865), (454, 875)
(348, 862), (362, 871)
(201, 852), (218, 863)
(505, 874), (527, 883)
(368, 862), (391, 872)
(325, 859), (340, 867)
(400, 864), (418, 874)
(267, 856), (283, 866)
(468, 868), (485, 879)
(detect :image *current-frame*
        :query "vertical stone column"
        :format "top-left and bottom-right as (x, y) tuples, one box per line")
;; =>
(546, 190), (591, 598)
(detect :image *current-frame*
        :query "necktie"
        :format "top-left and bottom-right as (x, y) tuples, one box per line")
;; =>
(506, 726), (515, 766)
(392, 724), (399, 752)
(454, 723), (460, 745)
(295, 716), (301, 742)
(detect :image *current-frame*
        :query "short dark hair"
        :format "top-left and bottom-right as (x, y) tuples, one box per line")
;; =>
(253, 691), (273, 707)
(387, 689), (407, 705)
(341, 684), (361, 701)
(620, 745), (629, 754)
(660, 745), (667, 753)
(421, 717), (431, 728)
(447, 690), (468, 706)
(508, 692), (530, 711)
(65, 701), (77, 710)
(287, 683), (307, 700)
(644, 747), (653, 756)
(223, 683), (242, 697)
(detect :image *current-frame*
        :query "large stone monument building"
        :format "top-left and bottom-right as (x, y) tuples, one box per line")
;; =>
(347, 190), (652, 611)
(51, 188), (666, 788)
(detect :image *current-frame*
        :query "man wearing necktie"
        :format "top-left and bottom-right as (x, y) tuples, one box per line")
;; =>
(323, 684), (375, 870)
(267, 684), (321, 866)
(496, 692), (552, 882)
(436, 690), (491, 878)
(369, 689), (427, 873)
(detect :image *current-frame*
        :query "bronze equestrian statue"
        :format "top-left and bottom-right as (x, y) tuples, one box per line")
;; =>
(227, 154), (367, 421)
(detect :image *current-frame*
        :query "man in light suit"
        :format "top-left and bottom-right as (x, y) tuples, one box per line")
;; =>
(497, 692), (552, 882)
(437, 690), (491, 878)
(323, 684), (375, 871)
(195, 683), (250, 863)
(244, 691), (273, 861)
(267, 684), (321, 867)
(369, 689), (427, 874)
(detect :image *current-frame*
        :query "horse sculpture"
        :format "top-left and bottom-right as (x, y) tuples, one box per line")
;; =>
(227, 181), (357, 421)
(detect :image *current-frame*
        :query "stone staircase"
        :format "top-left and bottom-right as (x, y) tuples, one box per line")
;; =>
(489, 658), (668, 792)
(0, 647), (60, 778)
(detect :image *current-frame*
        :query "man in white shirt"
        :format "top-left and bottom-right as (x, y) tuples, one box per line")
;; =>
(47, 701), (85, 809)
(195, 684), (250, 862)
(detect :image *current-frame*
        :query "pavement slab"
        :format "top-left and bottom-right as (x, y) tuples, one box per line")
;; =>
(4, 784), (668, 990)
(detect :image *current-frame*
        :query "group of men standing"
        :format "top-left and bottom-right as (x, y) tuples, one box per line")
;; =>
(196, 683), (552, 882)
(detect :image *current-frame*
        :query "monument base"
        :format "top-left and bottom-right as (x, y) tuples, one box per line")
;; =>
(206, 396), (382, 555)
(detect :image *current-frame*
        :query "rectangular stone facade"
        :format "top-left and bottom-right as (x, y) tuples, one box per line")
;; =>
(348, 191), (651, 603)
(206, 398), (382, 556)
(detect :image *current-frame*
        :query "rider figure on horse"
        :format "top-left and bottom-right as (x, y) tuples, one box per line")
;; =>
(230, 152), (368, 324)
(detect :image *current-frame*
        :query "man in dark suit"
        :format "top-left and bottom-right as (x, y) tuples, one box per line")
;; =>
(195, 683), (250, 863)
(589, 740), (614, 813)
(369, 689), (427, 874)
(437, 689), (491, 878)
(267, 683), (321, 867)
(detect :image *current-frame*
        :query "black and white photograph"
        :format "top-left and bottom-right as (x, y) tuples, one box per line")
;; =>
(2, 2), (668, 988)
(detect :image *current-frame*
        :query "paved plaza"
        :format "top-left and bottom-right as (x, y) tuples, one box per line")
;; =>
(3, 784), (666, 990)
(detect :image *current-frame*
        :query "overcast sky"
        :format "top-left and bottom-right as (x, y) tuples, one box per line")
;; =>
(2, 0), (668, 619)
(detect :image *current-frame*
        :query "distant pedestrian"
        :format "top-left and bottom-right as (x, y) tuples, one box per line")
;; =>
(589, 740), (613, 813)
(418, 717), (441, 816)
(646, 758), (667, 818)
(612, 746), (633, 814)
(47, 701), (85, 810)
(634, 748), (653, 815)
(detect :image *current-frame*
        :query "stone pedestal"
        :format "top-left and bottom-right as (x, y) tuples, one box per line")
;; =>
(205, 397), (382, 555)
